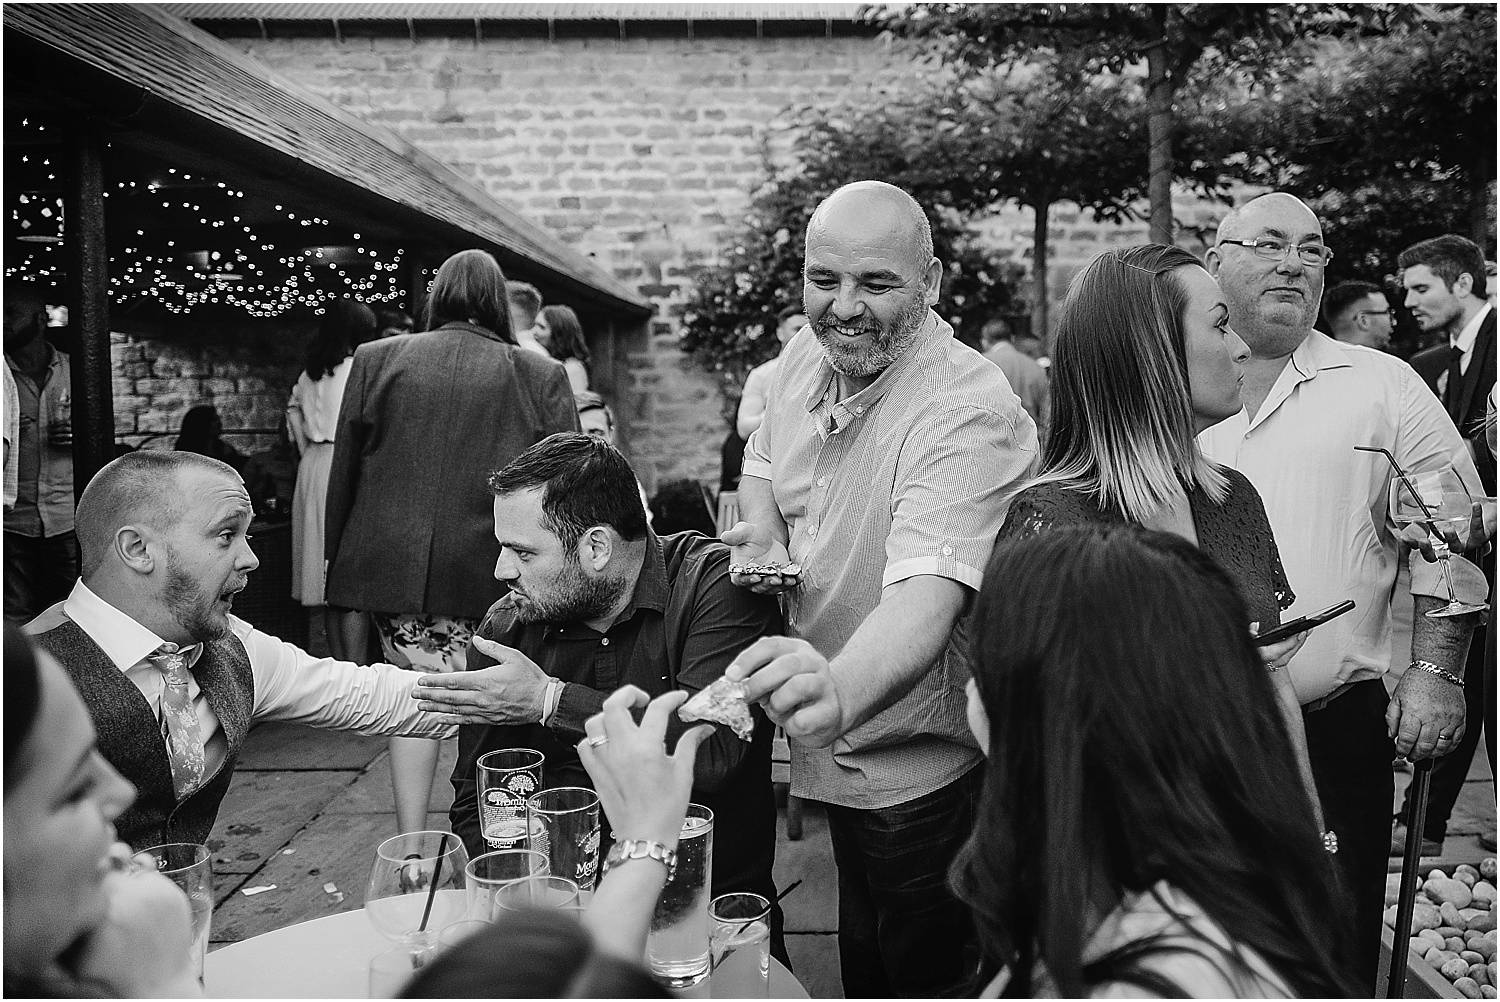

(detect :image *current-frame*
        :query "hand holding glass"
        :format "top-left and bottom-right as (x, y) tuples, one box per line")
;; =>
(1389, 466), (1490, 618)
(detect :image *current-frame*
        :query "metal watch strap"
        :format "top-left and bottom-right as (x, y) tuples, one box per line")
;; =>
(604, 838), (677, 883)
(1410, 660), (1464, 688)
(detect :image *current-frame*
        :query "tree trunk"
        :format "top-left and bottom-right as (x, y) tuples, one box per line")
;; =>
(1031, 200), (1051, 344)
(1146, 7), (1176, 246)
(1469, 169), (1494, 254)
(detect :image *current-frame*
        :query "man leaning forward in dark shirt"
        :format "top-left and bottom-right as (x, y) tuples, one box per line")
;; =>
(414, 432), (788, 962)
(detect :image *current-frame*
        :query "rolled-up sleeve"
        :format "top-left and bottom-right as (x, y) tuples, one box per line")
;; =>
(236, 619), (455, 739)
(883, 404), (1037, 591)
(1394, 369), (1489, 604)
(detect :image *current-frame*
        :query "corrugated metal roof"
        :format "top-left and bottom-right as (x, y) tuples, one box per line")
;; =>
(5, 3), (651, 315)
(164, 3), (868, 21)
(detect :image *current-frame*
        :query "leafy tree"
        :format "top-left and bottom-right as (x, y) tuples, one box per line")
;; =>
(877, 3), (1415, 245)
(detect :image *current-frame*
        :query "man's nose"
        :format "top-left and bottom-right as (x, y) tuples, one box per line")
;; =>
(831, 282), (863, 320)
(494, 550), (518, 581)
(1276, 250), (1305, 276)
(237, 541), (260, 573)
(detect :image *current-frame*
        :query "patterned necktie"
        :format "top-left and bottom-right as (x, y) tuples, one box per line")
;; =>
(147, 643), (205, 799)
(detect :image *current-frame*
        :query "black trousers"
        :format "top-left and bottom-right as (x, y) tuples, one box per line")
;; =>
(1304, 679), (1393, 995)
(1397, 620), (1494, 838)
(4, 530), (78, 623)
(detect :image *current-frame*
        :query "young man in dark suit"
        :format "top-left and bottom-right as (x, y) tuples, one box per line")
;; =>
(1397, 233), (1497, 855)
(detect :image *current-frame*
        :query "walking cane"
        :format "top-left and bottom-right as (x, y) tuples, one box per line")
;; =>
(1387, 757), (1435, 999)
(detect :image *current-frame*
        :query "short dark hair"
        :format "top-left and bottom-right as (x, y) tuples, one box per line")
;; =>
(574, 390), (613, 427)
(487, 433), (647, 547)
(539, 304), (589, 365)
(980, 317), (1013, 346)
(305, 298), (377, 379)
(507, 280), (544, 329)
(1322, 280), (1383, 327)
(426, 249), (515, 342)
(401, 908), (667, 999)
(1398, 235), (1488, 300)
(76, 450), (239, 576)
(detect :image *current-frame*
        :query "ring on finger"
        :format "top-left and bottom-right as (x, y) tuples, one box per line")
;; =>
(585, 735), (608, 748)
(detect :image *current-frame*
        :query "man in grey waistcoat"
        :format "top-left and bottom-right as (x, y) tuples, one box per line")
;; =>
(27, 450), (452, 850)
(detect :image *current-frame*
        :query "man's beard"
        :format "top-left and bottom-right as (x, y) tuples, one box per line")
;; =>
(508, 556), (619, 625)
(813, 296), (929, 378)
(162, 552), (236, 642)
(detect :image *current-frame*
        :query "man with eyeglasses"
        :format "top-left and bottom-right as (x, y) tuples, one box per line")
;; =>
(1200, 192), (1486, 992)
(1324, 280), (1395, 353)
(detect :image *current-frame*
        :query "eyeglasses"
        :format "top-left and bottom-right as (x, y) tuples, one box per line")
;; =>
(1355, 309), (1396, 322)
(1217, 238), (1334, 268)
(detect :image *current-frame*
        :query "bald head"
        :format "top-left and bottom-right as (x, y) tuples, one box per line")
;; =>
(807, 181), (935, 268)
(1215, 192), (1321, 245)
(76, 451), (239, 577)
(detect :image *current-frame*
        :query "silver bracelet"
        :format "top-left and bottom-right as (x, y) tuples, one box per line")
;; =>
(1321, 830), (1338, 854)
(1410, 660), (1464, 688)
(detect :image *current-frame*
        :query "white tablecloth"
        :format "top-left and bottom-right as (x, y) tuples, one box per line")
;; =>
(206, 906), (809, 999)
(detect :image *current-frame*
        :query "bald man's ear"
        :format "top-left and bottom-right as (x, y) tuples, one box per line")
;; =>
(922, 257), (944, 307)
(1204, 246), (1224, 279)
(115, 525), (157, 576)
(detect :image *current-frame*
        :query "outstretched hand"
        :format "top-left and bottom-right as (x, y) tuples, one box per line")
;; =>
(721, 521), (798, 595)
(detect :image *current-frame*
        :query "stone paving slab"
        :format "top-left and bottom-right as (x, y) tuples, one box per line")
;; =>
(786, 933), (843, 999)
(322, 740), (458, 814)
(235, 721), (389, 771)
(773, 803), (837, 935)
(206, 770), (357, 875)
(211, 810), (448, 945)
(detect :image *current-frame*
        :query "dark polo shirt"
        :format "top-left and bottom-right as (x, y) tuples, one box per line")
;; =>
(449, 530), (784, 938)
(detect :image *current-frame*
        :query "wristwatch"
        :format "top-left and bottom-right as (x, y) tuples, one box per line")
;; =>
(603, 838), (677, 883)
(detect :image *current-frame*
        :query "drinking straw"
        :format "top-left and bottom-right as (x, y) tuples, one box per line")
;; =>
(1355, 446), (1438, 521)
(1387, 760), (1434, 999)
(735, 879), (802, 938)
(418, 834), (450, 934)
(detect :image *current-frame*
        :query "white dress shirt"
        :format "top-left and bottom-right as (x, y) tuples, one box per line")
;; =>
(286, 356), (352, 448)
(34, 580), (453, 779)
(1200, 331), (1488, 705)
(1452, 302), (1491, 376)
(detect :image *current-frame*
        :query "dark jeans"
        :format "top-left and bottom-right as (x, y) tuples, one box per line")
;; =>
(823, 764), (983, 999)
(1304, 679), (1392, 995)
(4, 530), (78, 623)
(1398, 620), (1493, 839)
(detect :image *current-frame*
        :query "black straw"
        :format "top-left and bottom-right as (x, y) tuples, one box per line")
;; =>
(418, 834), (450, 933)
(734, 878), (802, 938)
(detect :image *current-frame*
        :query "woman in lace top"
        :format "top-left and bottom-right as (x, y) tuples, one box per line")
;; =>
(957, 528), (1357, 998)
(997, 244), (1322, 828)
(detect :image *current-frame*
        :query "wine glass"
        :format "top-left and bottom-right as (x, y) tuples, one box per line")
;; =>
(1388, 464), (1490, 618)
(366, 831), (470, 966)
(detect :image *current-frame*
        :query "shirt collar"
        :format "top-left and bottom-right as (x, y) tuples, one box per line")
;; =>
(802, 310), (945, 420)
(62, 579), (196, 673)
(1454, 303), (1492, 355)
(1290, 328), (1354, 379)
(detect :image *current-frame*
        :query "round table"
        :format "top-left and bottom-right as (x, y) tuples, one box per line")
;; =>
(205, 906), (809, 999)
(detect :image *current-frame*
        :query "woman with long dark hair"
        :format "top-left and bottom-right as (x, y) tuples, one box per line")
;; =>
(535, 303), (591, 394)
(287, 298), (377, 659)
(324, 249), (578, 835)
(997, 244), (1324, 828)
(958, 526), (1356, 998)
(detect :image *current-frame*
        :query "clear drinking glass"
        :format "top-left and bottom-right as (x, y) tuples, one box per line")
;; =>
(709, 892), (771, 998)
(1390, 466), (1490, 617)
(435, 919), (491, 955)
(365, 831), (469, 959)
(464, 848), (549, 921)
(494, 874), (583, 915)
(133, 842), (213, 981)
(647, 803), (714, 989)
(527, 786), (602, 895)
(477, 749), (545, 850)
(368, 947), (417, 999)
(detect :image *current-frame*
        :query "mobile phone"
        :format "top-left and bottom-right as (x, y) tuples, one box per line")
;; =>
(1253, 600), (1356, 646)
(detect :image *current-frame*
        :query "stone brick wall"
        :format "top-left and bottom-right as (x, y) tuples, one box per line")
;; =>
(207, 29), (1246, 491)
(221, 32), (906, 490)
(111, 324), (307, 455)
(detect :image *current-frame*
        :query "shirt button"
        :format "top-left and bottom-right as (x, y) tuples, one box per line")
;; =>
(807, 525), (818, 538)
(942, 545), (953, 556)
(816, 477), (827, 487)
(600, 637), (610, 647)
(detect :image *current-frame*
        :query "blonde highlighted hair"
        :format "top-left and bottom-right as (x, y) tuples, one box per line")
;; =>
(1027, 244), (1229, 522)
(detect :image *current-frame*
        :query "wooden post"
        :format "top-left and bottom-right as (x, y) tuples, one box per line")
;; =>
(65, 126), (114, 499)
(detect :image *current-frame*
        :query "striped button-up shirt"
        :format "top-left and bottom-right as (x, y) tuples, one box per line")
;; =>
(743, 312), (1038, 808)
